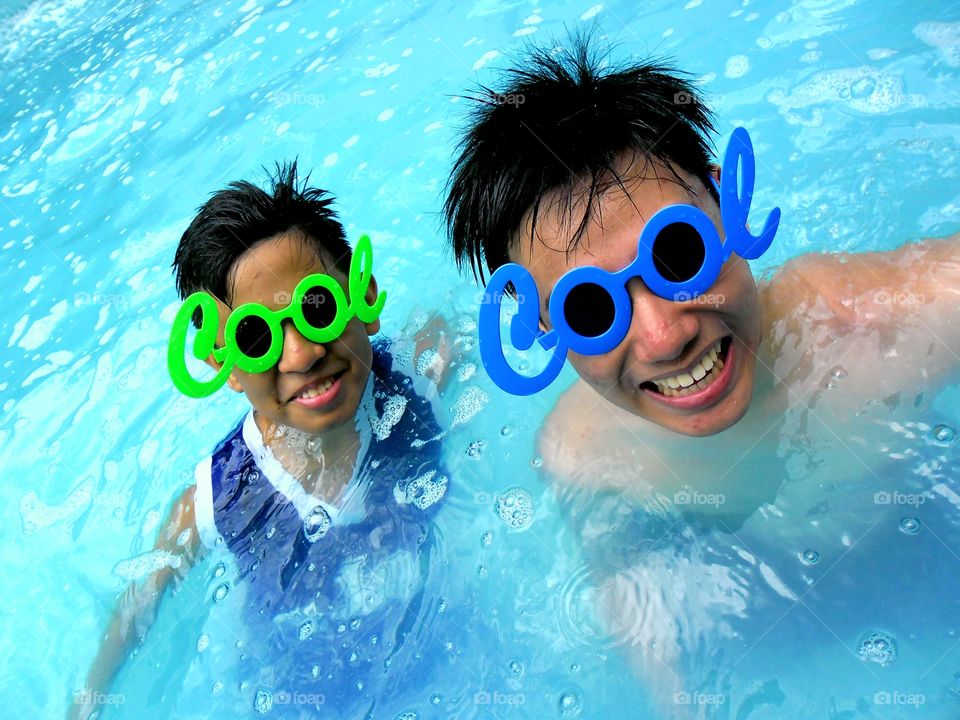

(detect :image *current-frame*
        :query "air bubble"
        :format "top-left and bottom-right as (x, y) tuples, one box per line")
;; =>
(531, 456), (543, 468)
(467, 440), (484, 458)
(397, 469), (448, 510)
(304, 505), (331, 542)
(394, 712), (419, 720)
(213, 562), (226, 578)
(212, 583), (230, 603)
(253, 689), (273, 714)
(430, 693), (441, 705)
(500, 425), (513, 436)
(933, 424), (955, 443)
(800, 549), (820, 565)
(558, 690), (581, 716)
(495, 487), (535, 530)
(480, 531), (493, 548)
(899, 517), (921, 535)
(857, 630), (897, 665)
(299, 620), (315, 640)
(510, 659), (523, 675)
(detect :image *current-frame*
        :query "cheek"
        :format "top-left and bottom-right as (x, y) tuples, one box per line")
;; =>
(568, 351), (621, 387)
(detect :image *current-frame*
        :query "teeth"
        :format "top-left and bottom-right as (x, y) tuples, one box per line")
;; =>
(653, 340), (724, 396)
(299, 378), (334, 399)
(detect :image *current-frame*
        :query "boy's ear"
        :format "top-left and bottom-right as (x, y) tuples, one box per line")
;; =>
(710, 163), (721, 184)
(203, 354), (244, 393)
(364, 274), (382, 336)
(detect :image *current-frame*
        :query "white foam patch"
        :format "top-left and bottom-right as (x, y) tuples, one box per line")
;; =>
(914, 21), (960, 67)
(768, 66), (922, 115)
(580, 4), (602, 20)
(112, 549), (183, 582)
(367, 394), (408, 441)
(758, 562), (797, 601)
(472, 50), (500, 70)
(423, 121), (442, 133)
(725, 55), (750, 79)
(19, 477), (94, 533)
(451, 386), (489, 427)
(18, 300), (67, 351)
(377, 108), (394, 122)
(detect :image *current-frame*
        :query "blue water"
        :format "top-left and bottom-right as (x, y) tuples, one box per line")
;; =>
(2, 0), (960, 718)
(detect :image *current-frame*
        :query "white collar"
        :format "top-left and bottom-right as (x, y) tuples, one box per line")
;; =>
(241, 383), (373, 526)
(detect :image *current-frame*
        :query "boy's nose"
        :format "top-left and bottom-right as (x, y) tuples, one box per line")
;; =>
(276, 321), (327, 374)
(623, 279), (699, 366)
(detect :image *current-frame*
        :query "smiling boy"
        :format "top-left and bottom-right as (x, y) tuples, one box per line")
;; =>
(73, 163), (450, 719)
(443, 37), (960, 714)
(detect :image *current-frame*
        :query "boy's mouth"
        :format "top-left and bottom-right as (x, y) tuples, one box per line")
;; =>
(640, 336), (734, 405)
(289, 369), (347, 407)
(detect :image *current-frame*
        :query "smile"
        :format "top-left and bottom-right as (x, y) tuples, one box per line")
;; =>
(290, 370), (347, 407)
(640, 336), (735, 407)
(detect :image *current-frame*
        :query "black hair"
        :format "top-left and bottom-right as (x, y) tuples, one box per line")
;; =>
(443, 33), (718, 283)
(173, 160), (350, 326)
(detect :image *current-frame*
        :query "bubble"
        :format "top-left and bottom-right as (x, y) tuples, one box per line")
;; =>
(857, 630), (897, 665)
(495, 487), (535, 530)
(500, 425), (513, 436)
(531, 455), (543, 468)
(394, 712), (419, 720)
(197, 634), (209, 652)
(452, 386), (489, 427)
(899, 517), (921, 535)
(933, 424), (955, 443)
(467, 440), (485, 458)
(213, 562), (226, 578)
(510, 659), (523, 675)
(430, 693), (441, 705)
(850, 76), (877, 100)
(558, 691), (581, 716)
(212, 679), (224, 693)
(253, 689), (273, 714)
(480, 531), (493, 548)
(350, 617), (361, 631)
(299, 620), (315, 640)
(830, 366), (847, 379)
(800, 549), (820, 565)
(212, 583), (230, 603)
(570, 663), (581, 673)
(304, 505), (331, 542)
(397, 469), (448, 510)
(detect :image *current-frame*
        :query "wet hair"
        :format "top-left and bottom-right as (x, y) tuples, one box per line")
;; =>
(173, 160), (350, 326)
(443, 33), (718, 282)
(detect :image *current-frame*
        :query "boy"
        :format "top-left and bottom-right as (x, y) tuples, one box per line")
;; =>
(73, 163), (451, 719)
(443, 37), (960, 714)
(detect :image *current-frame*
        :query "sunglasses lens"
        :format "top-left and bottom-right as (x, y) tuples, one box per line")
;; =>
(652, 222), (706, 283)
(301, 286), (337, 329)
(564, 282), (616, 338)
(235, 315), (272, 359)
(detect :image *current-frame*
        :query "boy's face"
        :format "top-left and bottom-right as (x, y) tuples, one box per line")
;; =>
(508, 158), (762, 437)
(206, 232), (379, 437)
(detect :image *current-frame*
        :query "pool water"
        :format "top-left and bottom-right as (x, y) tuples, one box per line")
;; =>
(2, 0), (960, 717)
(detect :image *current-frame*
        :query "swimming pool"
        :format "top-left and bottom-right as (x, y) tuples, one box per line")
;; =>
(3, 0), (960, 717)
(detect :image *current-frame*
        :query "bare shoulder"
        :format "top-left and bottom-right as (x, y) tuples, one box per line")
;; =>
(536, 380), (628, 484)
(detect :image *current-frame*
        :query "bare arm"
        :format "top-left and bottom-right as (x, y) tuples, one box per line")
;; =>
(769, 235), (960, 396)
(70, 485), (201, 720)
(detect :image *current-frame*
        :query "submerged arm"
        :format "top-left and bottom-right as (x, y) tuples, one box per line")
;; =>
(70, 485), (201, 720)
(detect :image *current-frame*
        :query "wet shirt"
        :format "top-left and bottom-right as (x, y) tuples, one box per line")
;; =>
(193, 340), (450, 716)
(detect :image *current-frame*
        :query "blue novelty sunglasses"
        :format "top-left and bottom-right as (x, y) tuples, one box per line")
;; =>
(477, 127), (781, 395)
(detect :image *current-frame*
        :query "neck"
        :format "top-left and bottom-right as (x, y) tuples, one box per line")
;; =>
(257, 412), (364, 505)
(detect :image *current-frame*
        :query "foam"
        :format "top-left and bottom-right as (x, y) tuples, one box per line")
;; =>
(914, 20), (960, 67)
(451, 386), (488, 427)
(112, 549), (182, 582)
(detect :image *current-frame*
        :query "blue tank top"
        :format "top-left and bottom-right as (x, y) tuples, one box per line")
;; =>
(194, 340), (451, 717)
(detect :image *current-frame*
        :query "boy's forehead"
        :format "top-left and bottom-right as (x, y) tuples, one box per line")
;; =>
(229, 233), (338, 305)
(509, 159), (701, 272)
